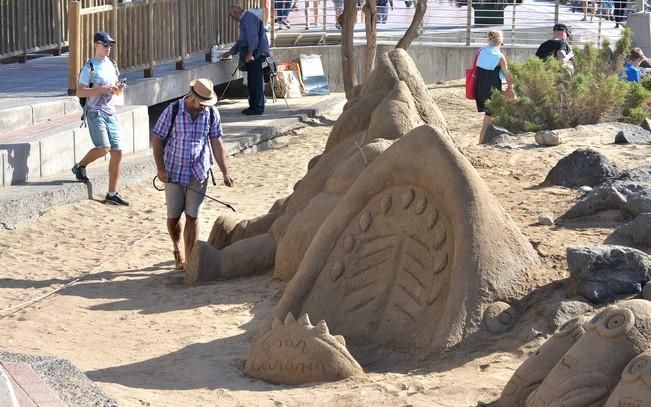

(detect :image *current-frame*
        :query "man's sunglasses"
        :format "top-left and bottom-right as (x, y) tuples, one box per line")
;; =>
(95, 42), (114, 48)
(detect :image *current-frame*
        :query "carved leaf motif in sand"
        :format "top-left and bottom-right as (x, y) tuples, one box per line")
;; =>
(301, 186), (452, 350)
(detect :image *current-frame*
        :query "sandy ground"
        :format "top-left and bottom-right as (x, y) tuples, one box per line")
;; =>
(1, 82), (649, 407)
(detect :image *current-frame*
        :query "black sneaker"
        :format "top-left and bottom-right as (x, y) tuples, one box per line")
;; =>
(245, 109), (264, 116)
(105, 192), (130, 206)
(72, 163), (89, 182)
(241, 108), (251, 114)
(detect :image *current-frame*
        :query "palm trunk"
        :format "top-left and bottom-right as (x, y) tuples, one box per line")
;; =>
(363, 0), (378, 81)
(396, 0), (426, 50)
(341, 0), (357, 99)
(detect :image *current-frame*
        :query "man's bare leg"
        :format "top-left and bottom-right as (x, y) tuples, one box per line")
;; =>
(108, 149), (122, 193)
(167, 217), (184, 268)
(184, 214), (199, 269)
(79, 147), (109, 167)
(479, 114), (492, 144)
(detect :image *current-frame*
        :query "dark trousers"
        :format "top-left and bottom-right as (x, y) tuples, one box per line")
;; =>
(275, 0), (291, 21)
(614, 0), (626, 22)
(246, 56), (265, 113)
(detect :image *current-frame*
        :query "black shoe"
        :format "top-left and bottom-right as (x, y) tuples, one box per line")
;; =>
(105, 192), (130, 206)
(245, 110), (264, 116)
(241, 108), (251, 114)
(281, 20), (291, 29)
(72, 163), (89, 182)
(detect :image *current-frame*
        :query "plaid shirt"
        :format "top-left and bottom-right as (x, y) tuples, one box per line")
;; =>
(152, 99), (223, 186)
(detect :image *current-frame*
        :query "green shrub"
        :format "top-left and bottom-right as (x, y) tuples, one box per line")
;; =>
(486, 27), (649, 133)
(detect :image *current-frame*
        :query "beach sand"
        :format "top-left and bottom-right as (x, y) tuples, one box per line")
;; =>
(1, 82), (648, 406)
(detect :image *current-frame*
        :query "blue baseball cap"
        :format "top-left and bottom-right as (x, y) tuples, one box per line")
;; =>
(94, 32), (116, 46)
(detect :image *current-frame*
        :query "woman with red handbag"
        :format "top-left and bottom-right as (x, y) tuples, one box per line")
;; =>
(475, 30), (515, 143)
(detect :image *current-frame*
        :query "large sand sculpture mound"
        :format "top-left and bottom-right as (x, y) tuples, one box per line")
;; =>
(185, 48), (449, 284)
(501, 299), (651, 406)
(260, 124), (539, 363)
(188, 49), (541, 385)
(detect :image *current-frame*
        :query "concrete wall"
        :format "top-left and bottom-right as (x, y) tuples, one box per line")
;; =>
(0, 105), (149, 186)
(124, 59), (243, 106)
(272, 42), (539, 92)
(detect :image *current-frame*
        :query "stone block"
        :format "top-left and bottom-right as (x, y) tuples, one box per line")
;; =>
(0, 151), (6, 187)
(31, 100), (65, 125)
(132, 106), (150, 153)
(39, 131), (75, 178)
(117, 109), (134, 154)
(0, 142), (40, 184)
(73, 127), (94, 163)
(62, 98), (82, 115)
(0, 105), (33, 134)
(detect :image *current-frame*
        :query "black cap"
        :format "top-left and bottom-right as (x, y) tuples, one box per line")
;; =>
(93, 32), (116, 46)
(553, 23), (569, 33)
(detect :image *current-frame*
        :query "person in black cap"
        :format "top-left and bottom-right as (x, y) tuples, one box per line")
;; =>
(536, 23), (574, 63)
(535, 24), (574, 65)
(72, 31), (129, 206)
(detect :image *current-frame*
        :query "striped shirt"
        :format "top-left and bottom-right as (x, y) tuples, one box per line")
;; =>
(152, 99), (223, 186)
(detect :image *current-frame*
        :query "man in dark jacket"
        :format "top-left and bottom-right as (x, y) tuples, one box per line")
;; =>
(223, 5), (271, 116)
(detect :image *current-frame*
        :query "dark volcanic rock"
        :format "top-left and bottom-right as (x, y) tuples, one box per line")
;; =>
(564, 166), (651, 219)
(615, 125), (651, 145)
(615, 213), (651, 247)
(544, 148), (620, 188)
(567, 245), (651, 304)
(482, 124), (513, 145)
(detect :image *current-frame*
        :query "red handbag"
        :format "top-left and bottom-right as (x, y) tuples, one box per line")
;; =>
(465, 49), (481, 100)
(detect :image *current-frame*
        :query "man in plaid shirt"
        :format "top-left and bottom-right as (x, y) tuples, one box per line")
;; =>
(152, 78), (234, 271)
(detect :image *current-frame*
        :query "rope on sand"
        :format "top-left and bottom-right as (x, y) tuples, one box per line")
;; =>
(0, 225), (163, 319)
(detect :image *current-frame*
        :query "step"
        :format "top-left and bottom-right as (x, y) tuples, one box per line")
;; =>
(0, 105), (149, 186)
(0, 97), (81, 135)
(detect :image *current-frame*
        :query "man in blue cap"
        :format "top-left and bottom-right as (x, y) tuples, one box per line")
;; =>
(222, 5), (271, 116)
(72, 31), (129, 206)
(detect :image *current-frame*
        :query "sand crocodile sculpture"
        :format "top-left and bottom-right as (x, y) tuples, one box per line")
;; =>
(500, 299), (651, 406)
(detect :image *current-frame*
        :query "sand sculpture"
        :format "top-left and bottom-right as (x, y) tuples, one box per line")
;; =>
(258, 124), (539, 364)
(187, 49), (541, 384)
(604, 350), (651, 406)
(243, 313), (363, 385)
(501, 299), (651, 406)
(499, 315), (591, 406)
(185, 48), (449, 284)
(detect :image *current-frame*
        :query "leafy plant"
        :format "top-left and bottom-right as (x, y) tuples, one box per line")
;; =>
(486, 27), (649, 132)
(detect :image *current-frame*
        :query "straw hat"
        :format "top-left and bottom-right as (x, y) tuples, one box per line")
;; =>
(189, 78), (217, 106)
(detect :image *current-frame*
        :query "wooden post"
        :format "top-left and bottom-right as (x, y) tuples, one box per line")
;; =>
(554, 0), (560, 24)
(54, 0), (64, 55)
(111, 0), (118, 38)
(68, 1), (82, 95)
(145, 0), (155, 77)
(177, 0), (187, 70)
(18, 1), (27, 63)
(271, 0), (276, 47)
(322, 0), (327, 30)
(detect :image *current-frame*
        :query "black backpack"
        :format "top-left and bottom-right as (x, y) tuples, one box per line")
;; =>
(79, 58), (119, 120)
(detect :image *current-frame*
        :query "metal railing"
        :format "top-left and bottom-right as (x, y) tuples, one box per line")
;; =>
(66, 0), (260, 94)
(265, 0), (644, 47)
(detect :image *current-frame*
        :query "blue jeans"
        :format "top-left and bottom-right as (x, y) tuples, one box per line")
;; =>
(86, 110), (122, 150)
(246, 56), (266, 113)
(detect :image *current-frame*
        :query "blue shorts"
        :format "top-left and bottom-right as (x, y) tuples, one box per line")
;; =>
(86, 110), (122, 150)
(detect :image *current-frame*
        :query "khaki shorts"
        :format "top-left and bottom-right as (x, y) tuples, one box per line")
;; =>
(164, 178), (208, 219)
